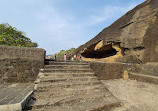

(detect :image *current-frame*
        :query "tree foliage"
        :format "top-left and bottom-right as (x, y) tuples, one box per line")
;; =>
(0, 23), (38, 47)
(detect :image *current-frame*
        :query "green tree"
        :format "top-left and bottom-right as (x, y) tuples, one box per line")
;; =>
(0, 23), (38, 47)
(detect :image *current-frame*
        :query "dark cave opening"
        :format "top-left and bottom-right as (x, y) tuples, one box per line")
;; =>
(82, 44), (118, 59)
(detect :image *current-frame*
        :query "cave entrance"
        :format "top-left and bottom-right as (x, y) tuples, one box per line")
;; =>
(82, 44), (118, 59)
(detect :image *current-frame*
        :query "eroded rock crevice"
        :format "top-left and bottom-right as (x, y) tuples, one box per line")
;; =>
(82, 44), (118, 58)
(81, 40), (123, 61)
(119, 21), (134, 29)
(133, 46), (145, 51)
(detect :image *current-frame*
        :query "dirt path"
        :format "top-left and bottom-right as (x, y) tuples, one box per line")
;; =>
(101, 79), (158, 111)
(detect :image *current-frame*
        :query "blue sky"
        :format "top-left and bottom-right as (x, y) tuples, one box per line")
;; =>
(0, 0), (145, 54)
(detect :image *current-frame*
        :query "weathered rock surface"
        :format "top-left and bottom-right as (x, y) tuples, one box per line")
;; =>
(31, 61), (121, 111)
(71, 0), (158, 63)
(0, 45), (45, 83)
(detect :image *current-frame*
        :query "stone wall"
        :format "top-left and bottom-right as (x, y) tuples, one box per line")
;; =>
(89, 61), (158, 80)
(128, 62), (158, 76)
(0, 45), (46, 83)
(90, 62), (125, 80)
(89, 61), (137, 80)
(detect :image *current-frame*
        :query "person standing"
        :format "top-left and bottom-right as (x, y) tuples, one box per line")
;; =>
(64, 54), (67, 62)
(80, 55), (82, 61)
(71, 57), (74, 61)
(54, 54), (56, 61)
(74, 54), (76, 60)
(76, 55), (78, 61)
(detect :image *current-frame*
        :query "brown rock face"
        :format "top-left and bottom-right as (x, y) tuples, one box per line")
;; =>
(71, 0), (158, 63)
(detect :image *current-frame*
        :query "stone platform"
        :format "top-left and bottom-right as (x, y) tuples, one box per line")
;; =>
(102, 79), (158, 111)
(0, 83), (34, 111)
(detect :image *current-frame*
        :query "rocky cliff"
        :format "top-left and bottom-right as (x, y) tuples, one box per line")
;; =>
(70, 0), (158, 63)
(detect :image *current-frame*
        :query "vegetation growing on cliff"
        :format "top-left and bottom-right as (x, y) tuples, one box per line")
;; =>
(0, 23), (38, 47)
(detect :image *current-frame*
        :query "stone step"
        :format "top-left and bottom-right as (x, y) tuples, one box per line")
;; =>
(33, 90), (114, 109)
(40, 69), (93, 73)
(47, 60), (83, 63)
(34, 88), (111, 101)
(36, 80), (102, 90)
(36, 82), (104, 93)
(34, 87), (107, 99)
(34, 84), (108, 97)
(38, 73), (95, 79)
(44, 65), (90, 69)
(47, 62), (89, 65)
(52, 96), (120, 111)
(58, 60), (85, 62)
(32, 94), (120, 111)
(39, 77), (98, 83)
(128, 72), (158, 84)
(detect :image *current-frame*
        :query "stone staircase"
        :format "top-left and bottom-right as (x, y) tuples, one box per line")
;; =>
(31, 61), (120, 111)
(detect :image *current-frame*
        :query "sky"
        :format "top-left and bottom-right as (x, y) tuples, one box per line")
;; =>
(0, 0), (146, 55)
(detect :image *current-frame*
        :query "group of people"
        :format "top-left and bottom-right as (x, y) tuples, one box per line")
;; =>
(46, 55), (52, 59)
(71, 54), (82, 61)
(51, 53), (82, 62)
(63, 54), (82, 62)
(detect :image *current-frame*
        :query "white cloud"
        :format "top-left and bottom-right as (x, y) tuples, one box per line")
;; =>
(34, 6), (85, 53)
(32, 2), (140, 54)
(83, 3), (138, 26)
